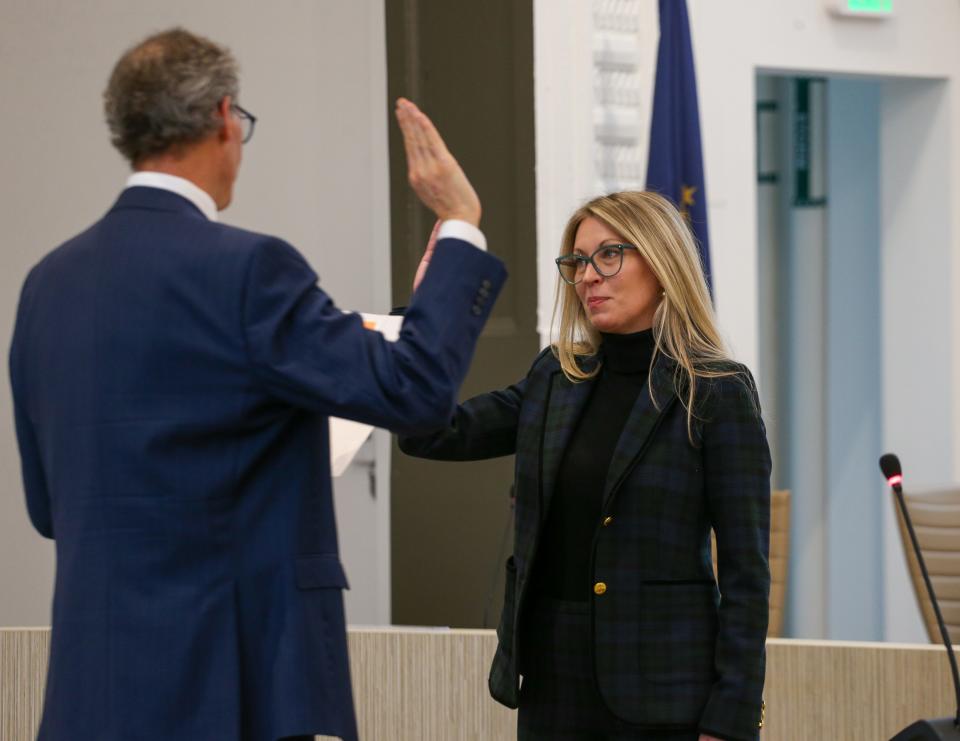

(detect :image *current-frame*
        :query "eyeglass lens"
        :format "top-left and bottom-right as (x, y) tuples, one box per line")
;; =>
(557, 245), (625, 284)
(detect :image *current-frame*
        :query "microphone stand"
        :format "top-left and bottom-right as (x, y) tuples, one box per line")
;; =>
(888, 478), (960, 741)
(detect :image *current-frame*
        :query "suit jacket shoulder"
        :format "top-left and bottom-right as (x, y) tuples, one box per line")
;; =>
(693, 361), (762, 424)
(528, 345), (559, 378)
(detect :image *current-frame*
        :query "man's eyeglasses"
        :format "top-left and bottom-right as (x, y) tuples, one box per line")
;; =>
(555, 244), (639, 285)
(231, 104), (257, 144)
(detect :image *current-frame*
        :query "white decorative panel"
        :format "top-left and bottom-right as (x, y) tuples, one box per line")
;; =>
(594, 0), (643, 31)
(595, 69), (643, 107)
(592, 0), (658, 193)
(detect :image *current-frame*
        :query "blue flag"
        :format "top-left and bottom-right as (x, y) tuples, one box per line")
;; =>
(645, 0), (712, 293)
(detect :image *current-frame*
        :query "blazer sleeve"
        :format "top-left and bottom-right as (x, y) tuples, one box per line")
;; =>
(11, 393), (53, 539)
(9, 275), (53, 539)
(398, 348), (550, 461)
(697, 368), (772, 741)
(243, 236), (506, 435)
(398, 381), (525, 461)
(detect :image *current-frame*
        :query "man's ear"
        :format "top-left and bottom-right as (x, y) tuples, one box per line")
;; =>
(216, 96), (233, 142)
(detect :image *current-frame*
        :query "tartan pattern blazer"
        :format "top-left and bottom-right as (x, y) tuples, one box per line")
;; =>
(399, 347), (771, 741)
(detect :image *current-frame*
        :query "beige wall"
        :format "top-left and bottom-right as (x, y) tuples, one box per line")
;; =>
(0, 0), (392, 626)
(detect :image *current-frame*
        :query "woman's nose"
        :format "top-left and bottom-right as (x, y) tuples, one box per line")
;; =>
(583, 261), (603, 283)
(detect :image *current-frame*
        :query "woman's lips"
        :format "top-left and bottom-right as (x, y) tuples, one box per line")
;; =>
(586, 297), (608, 308)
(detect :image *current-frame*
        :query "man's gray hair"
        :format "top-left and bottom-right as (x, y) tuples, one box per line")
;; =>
(104, 27), (239, 165)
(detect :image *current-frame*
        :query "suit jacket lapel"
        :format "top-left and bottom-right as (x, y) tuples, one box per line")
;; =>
(539, 364), (595, 520)
(601, 354), (678, 507)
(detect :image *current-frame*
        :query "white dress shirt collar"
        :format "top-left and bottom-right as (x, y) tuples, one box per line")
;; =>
(125, 171), (219, 222)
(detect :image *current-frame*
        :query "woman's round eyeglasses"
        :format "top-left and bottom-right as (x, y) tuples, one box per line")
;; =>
(555, 244), (639, 285)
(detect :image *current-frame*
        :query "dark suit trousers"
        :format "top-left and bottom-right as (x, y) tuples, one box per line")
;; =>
(517, 596), (700, 741)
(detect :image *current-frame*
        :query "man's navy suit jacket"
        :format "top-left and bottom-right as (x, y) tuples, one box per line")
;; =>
(9, 186), (506, 741)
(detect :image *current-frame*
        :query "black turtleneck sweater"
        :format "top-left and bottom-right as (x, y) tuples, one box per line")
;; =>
(531, 328), (655, 601)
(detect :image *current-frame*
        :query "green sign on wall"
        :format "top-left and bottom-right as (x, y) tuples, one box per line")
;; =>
(846, 0), (893, 13)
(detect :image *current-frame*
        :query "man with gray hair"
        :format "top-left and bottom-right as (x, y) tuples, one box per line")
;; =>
(10, 27), (505, 741)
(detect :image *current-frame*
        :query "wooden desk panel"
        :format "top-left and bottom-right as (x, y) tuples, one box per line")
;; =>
(0, 629), (49, 741)
(762, 638), (956, 740)
(2, 628), (957, 740)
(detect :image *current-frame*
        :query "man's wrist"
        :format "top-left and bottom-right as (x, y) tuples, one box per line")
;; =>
(437, 220), (487, 251)
(442, 209), (480, 228)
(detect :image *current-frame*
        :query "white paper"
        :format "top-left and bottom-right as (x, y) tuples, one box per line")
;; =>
(329, 313), (404, 477)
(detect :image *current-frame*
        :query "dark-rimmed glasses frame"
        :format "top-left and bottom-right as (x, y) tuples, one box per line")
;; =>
(231, 104), (257, 144)
(555, 243), (639, 285)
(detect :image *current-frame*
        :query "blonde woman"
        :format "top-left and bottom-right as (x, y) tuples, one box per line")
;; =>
(400, 191), (771, 741)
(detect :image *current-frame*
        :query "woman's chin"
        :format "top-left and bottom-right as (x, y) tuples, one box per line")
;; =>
(589, 316), (652, 335)
(587, 316), (620, 333)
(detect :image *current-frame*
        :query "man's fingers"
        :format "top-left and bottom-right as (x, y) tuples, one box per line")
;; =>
(398, 99), (431, 160)
(395, 98), (480, 225)
(416, 109), (452, 159)
(400, 101), (455, 182)
(399, 102), (440, 186)
(397, 103), (431, 189)
(395, 104), (419, 166)
(396, 103), (422, 159)
(396, 100), (428, 160)
(404, 101), (450, 166)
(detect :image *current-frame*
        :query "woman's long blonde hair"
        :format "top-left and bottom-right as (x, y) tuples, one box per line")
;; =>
(552, 190), (737, 439)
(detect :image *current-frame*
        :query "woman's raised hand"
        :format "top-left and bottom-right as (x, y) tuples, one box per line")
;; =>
(412, 220), (441, 293)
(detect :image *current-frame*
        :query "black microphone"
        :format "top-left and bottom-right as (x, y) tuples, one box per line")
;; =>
(879, 453), (904, 489)
(880, 453), (960, 740)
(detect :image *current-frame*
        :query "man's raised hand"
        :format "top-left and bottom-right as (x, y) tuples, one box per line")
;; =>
(395, 98), (481, 227)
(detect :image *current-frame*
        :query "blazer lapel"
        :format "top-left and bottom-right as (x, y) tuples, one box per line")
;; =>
(539, 365), (596, 520)
(601, 355), (678, 507)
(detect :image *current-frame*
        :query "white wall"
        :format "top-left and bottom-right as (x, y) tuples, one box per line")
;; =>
(879, 77), (955, 642)
(533, 0), (596, 344)
(534, 0), (960, 641)
(693, 0), (960, 644)
(0, 0), (392, 626)
(536, 0), (960, 370)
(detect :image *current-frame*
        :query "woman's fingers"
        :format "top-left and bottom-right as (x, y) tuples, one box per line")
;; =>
(412, 220), (442, 293)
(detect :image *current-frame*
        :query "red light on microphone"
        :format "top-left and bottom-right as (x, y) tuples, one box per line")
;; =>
(887, 474), (903, 487)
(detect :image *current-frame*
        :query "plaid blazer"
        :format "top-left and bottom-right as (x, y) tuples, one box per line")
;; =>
(399, 347), (771, 741)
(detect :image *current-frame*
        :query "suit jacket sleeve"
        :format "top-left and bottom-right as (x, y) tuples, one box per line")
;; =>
(243, 236), (506, 434)
(9, 274), (53, 539)
(398, 348), (552, 460)
(698, 368), (772, 741)
(397, 380), (525, 461)
(11, 393), (53, 538)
